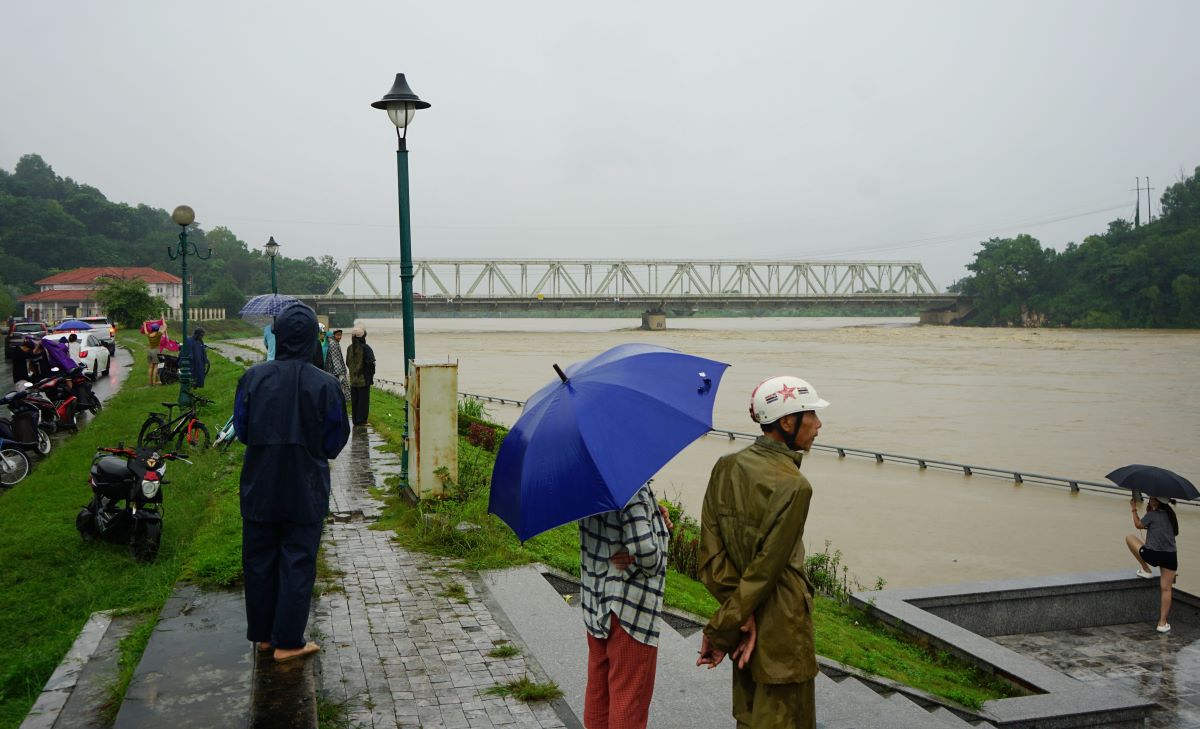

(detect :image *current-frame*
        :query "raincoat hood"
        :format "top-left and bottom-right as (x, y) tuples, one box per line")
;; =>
(273, 303), (319, 362)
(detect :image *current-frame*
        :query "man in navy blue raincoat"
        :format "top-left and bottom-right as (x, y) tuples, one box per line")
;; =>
(234, 303), (350, 662)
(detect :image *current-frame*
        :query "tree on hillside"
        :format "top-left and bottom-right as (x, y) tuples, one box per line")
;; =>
(0, 155), (342, 301)
(200, 275), (248, 317)
(94, 277), (167, 329)
(959, 235), (1057, 324)
(1160, 166), (1200, 227)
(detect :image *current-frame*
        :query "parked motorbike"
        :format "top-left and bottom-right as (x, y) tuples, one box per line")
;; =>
(0, 386), (51, 456)
(22, 366), (98, 432)
(22, 379), (75, 432)
(75, 445), (190, 562)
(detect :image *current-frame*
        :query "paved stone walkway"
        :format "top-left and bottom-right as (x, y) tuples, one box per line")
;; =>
(995, 621), (1200, 728)
(312, 426), (568, 729)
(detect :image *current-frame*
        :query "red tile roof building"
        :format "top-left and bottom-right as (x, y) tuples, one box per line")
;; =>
(19, 267), (182, 321)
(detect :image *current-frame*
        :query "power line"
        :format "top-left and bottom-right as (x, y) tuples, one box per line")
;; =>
(769, 200), (1135, 260)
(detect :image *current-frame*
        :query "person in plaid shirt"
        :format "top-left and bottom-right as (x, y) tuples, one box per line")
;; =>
(579, 483), (672, 729)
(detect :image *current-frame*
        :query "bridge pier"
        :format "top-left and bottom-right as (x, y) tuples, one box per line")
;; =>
(640, 311), (666, 331)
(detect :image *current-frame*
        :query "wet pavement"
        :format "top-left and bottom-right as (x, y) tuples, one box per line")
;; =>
(312, 426), (568, 729)
(994, 622), (1200, 728)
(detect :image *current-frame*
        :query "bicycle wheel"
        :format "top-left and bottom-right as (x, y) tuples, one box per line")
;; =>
(0, 449), (30, 486)
(177, 421), (211, 450)
(138, 415), (169, 450)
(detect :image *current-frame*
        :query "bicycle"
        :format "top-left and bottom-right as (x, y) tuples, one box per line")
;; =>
(212, 413), (237, 452)
(137, 396), (213, 451)
(0, 438), (31, 486)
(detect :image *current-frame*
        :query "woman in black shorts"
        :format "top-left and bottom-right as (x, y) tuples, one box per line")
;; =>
(1126, 496), (1179, 633)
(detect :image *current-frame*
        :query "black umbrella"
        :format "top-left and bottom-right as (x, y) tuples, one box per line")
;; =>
(1106, 464), (1199, 501)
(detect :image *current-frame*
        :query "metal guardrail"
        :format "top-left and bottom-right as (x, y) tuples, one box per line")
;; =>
(702, 428), (1163, 502)
(368, 386), (1184, 506)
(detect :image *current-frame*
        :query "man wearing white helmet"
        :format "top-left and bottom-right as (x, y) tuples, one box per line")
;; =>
(695, 375), (828, 729)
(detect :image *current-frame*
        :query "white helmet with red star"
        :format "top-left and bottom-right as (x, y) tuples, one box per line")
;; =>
(749, 375), (829, 425)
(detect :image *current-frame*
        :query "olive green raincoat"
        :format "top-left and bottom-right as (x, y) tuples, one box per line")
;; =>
(699, 435), (818, 725)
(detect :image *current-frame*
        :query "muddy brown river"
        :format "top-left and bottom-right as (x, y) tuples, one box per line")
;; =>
(336, 317), (1200, 593)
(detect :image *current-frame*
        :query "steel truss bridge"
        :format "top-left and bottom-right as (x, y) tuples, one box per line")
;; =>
(305, 258), (955, 315)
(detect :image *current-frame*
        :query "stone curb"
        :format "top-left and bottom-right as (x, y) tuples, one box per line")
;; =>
(19, 611), (114, 729)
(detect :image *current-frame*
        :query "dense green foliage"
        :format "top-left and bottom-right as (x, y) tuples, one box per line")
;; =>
(95, 277), (167, 329)
(0, 154), (340, 318)
(956, 166), (1200, 327)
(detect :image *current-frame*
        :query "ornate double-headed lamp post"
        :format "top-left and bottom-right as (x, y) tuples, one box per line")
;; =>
(168, 205), (211, 405)
(265, 236), (281, 294)
(372, 73), (430, 489)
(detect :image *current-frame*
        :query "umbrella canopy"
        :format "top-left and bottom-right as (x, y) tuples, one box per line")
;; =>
(1106, 465), (1199, 501)
(238, 293), (299, 318)
(54, 320), (93, 331)
(489, 343), (729, 542)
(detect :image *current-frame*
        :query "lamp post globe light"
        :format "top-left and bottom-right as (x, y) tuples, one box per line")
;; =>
(265, 236), (281, 295)
(167, 205), (211, 406)
(372, 72), (430, 489)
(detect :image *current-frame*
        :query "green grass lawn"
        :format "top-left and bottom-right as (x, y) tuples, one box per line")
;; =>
(165, 317), (261, 341)
(0, 335), (244, 728)
(366, 387), (1023, 710)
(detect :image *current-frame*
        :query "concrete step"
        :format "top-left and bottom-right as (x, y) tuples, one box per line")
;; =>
(928, 705), (978, 727)
(20, 611), (137, 729)
(113, 585), (254, 729)
(885, 689), (955, 725)
(816, 676), (932, 729)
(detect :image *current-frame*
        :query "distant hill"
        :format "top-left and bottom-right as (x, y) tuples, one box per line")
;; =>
(0, 153), (339, 319)
(953, 166), (1200, 328)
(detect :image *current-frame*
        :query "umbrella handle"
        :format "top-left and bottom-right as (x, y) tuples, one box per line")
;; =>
(553, 364), (568, 383)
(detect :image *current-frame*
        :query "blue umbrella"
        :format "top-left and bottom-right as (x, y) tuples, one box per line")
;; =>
(54, 320), (93, 331)
(489, 343), (729, 542)
(238, 293), (299, 318)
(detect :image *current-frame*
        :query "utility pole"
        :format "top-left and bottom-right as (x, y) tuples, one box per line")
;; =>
(1130, 177), (1156, 228)
(1132, 177), (1142, 228)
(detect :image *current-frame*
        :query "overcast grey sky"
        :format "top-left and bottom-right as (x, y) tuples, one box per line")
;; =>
(3, 1), (1198, 287)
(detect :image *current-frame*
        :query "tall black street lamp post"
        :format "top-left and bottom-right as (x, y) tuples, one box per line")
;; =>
(372, 73), (430, 489)
(265, 236), (281, 294)
(168, 205), (211, 405)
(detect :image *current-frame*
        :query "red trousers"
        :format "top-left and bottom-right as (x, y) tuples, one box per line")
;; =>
(584, 614), (659, 729)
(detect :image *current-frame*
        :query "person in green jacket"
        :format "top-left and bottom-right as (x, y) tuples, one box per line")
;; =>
(697, 375), (829, 729)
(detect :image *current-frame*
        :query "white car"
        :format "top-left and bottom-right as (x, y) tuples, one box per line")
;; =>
(71, 333), (112, 377)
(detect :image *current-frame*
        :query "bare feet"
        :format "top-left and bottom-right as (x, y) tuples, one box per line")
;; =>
(257, 641), (272, 652)
(274, 642), (320, 662)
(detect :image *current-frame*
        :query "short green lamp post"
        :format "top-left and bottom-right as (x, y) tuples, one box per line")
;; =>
(265, 236), (281, 294)
(372, 72), (430, 489)
(167, 205), (211, 405)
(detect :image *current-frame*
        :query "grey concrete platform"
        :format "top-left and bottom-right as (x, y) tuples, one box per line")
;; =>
(113, 585), (253, 729)
(854, 571), (1174, 727)
(995, 621), (1200, 729)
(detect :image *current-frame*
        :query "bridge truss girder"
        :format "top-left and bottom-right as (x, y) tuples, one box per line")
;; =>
(326, 259), (939, 299)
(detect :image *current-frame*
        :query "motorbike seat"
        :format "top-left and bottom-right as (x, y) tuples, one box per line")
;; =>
(93, 456), (129, 481)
